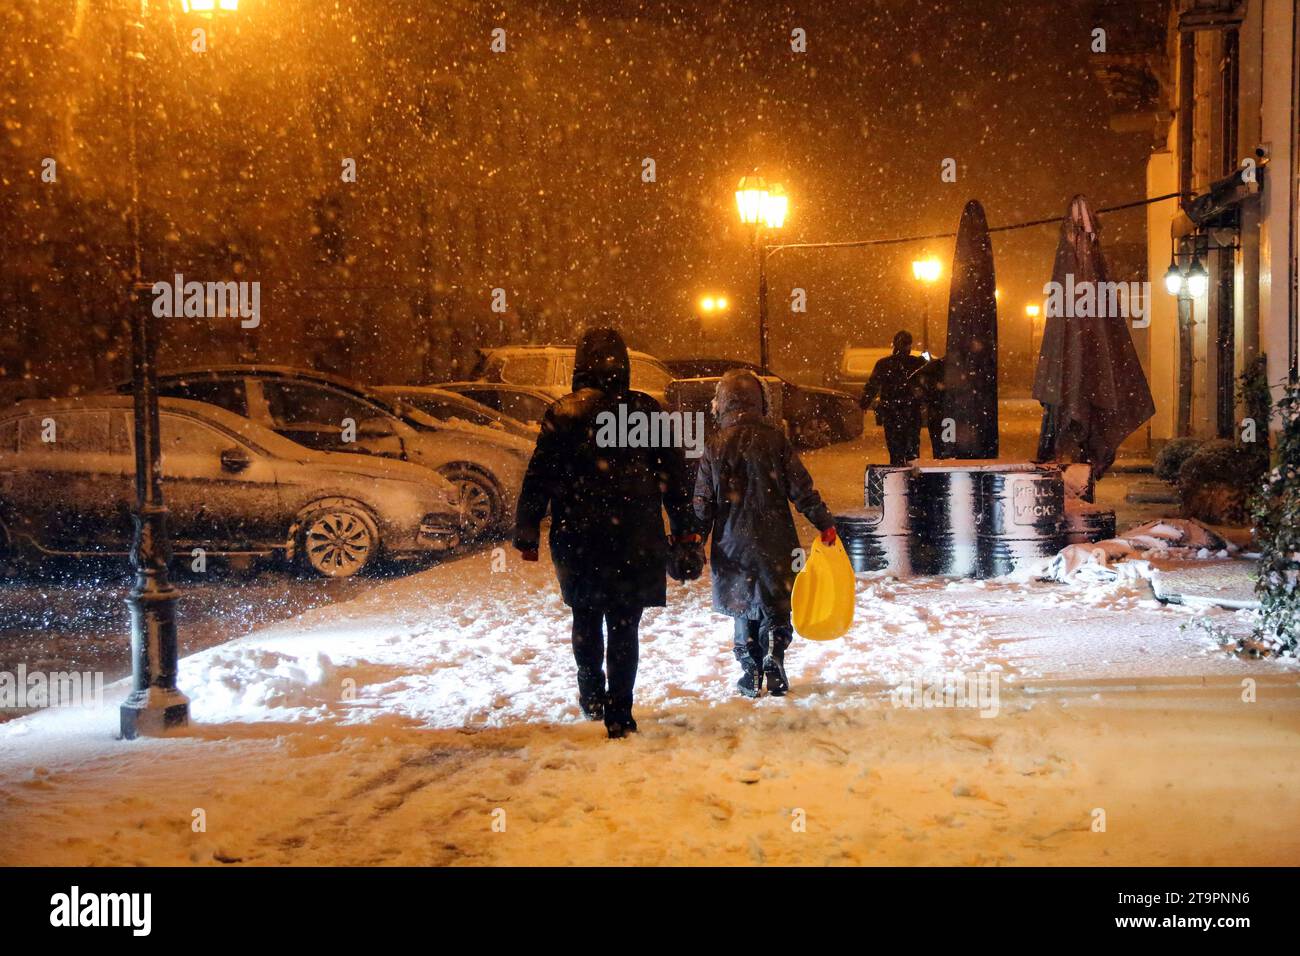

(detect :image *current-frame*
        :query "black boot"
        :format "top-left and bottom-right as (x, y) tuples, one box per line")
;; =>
(605, 711), (637, 739)
(604, 694), (637, 738)
(576, 665), (606, 722)
(736, 658), (762, 698)
(763, 646), (789, 697)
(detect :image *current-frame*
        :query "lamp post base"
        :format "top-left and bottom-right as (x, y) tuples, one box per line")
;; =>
(120, 687), (190, 739)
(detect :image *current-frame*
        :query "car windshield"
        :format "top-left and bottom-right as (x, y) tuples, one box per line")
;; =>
(501, 354), (551, 386)
(387, 390), (532, 436)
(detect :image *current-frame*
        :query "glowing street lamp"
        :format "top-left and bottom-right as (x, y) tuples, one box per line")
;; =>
(698, 294), (729, 314)
(735, 175), (769, 226)
(1185, 257), (1209, 298)
(1026, 303), (1043, 356)
(735, 173), (789, 371)
(911, 254), (943, 351)
(1163, 259), (1185, 296)
(762, 183), (788, 230)
(181, 0), (239, 15)
(911, 255), (942, 283)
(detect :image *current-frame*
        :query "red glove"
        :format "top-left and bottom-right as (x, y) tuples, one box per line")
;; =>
(820, 526), (837, 546)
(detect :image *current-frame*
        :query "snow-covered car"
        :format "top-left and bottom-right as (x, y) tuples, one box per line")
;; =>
(836, 345), (927, 394)
(434, 382), (555, 427)
(663, 358), (864, 448)
(374, 385), (539, 439)
(115, 366), (531, 541)
(471, 345), (677, 405)
(0, 396), (462, 578)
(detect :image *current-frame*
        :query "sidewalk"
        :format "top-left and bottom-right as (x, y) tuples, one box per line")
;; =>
(1, 541), (1295, 866)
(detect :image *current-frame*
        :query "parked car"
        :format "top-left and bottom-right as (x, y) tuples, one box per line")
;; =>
(373, 384), (539, 439)
(0, 396), (462, 577)
(663, 358), (864, 448)
(112, 366), (531, 540)
(471, 345), (677, 405)
(836, 345), (927, 394)
(434, 382), (555, 427)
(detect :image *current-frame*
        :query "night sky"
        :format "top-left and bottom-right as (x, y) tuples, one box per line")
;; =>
(2, 0), (1157, 389)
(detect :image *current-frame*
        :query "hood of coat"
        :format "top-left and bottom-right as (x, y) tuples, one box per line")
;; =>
(572, 327), (631, 395)
(712, 368), (768, 428)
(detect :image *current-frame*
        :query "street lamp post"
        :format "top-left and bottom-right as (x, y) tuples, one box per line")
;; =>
(1025, 303), (1041, 361)
(120, 0), (239, 739)
(910, 254), (942, 353)
(696, 294), (729, 349)
(735, 175), (786, 372)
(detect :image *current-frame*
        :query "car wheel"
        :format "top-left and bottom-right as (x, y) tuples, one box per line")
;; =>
(437, 465), (501, 541)
(794, 416), (833, 449)
(296, 503), (379, 578)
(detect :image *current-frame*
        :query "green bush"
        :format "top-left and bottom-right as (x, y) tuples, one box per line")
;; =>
(1179, 439), (1258, 485)
(1154, 437), (1204, 483)
(1251, 382), (1299, 656)
(1178, 439), (1268, 526)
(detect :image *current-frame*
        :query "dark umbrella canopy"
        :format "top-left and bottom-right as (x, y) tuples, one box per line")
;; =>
(940, 199), (999, 458)
(1032, 195), (1155, 478)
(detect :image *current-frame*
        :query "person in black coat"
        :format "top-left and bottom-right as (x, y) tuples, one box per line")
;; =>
(514, 327), (694, 738)
(692, 369), (836, 698)
(860, 330), (928, 465)
(914, 354), (947, 458)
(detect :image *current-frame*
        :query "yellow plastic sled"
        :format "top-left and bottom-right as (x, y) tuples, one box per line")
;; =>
(791, 535), (855, 641)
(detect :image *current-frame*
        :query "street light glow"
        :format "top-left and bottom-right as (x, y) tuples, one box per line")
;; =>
(1025, 304), (1040, 318)
(1164, 262), (1185, 296)
(181, 0), (240, 15)
(761, 184), (788, 229)
(1186, 258), (1209, 298)
(912, 255), (942, 283)
(734, 174), (768, 226)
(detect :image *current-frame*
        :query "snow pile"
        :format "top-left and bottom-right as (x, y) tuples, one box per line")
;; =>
(176, 559), (998, 731)
(1033, 518), (1237, 584)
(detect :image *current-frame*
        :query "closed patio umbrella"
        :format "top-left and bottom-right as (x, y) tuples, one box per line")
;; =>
(1032, 195), (1155, 479)
(941, 199), (999, 458)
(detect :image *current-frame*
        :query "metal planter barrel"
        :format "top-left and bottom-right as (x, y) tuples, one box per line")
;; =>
(1063, 500), (1117, 545)
(975, 466), (1066, 576)
(907, 466), (980, 577)
(838, 464), (917, 575)
(863, 464), (913, 535)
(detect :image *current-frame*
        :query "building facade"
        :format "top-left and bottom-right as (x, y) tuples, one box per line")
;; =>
(1141, 0), (1300, 443)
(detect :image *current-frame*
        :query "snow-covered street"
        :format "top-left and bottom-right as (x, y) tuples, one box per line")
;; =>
(2, 434), (1297, 866)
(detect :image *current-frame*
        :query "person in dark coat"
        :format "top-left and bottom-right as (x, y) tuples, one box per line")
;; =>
(693, 369), (836, 698)
(514, 327), (694, 739)
(913, 354), (947, 457)
(859, 330), (928, 465)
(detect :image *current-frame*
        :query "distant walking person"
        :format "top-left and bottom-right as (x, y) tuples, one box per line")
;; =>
(859, 330), (927, 465)
(915, 353), (947, 458)
(514, 326), (695, 739)
(693, 370), (836, 698)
